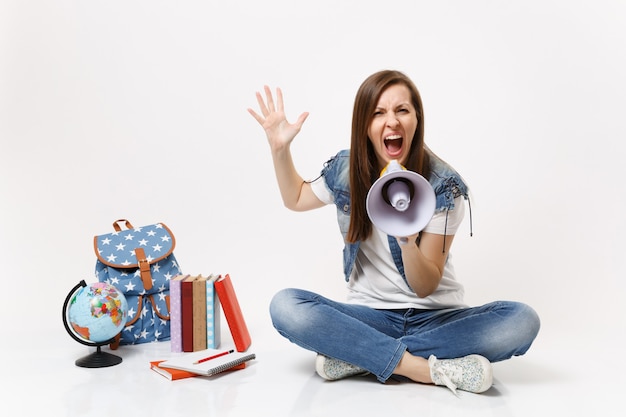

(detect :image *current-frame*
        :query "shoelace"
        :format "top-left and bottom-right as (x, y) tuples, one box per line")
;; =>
(429, 355), (461, 397)
(433, 366), (461, 397)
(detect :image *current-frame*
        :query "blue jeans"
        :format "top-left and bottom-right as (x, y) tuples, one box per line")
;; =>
(269, 288), (540, 383)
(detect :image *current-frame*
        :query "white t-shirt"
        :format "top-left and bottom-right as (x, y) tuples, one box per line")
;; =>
(310, 176), (468, 310)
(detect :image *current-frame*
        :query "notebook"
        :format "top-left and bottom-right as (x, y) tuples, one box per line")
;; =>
(159, 348), (256, 377)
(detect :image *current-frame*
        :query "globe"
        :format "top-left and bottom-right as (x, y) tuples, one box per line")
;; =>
(62, 280), (129, 367)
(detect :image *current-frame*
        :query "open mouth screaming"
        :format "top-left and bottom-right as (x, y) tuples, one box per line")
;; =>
(384, 135), (403, 157)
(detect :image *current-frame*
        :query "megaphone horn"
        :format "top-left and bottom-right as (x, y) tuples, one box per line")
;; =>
(366, 160), (436, 237)
(381, 178), (414, 211)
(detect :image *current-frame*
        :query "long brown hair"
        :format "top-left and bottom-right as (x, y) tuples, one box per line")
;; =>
(347, 70), (430, 243)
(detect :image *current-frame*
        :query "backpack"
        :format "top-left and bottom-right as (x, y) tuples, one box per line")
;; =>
(94, 219), (182, 348)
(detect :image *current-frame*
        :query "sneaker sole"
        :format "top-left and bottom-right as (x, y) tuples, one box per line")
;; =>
(467, 354), (493, 393)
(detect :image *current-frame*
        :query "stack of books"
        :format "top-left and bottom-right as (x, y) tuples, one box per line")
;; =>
(170, 274), (219, 352)
(151, 273), (254, 380)
(170, 273), (251, 353)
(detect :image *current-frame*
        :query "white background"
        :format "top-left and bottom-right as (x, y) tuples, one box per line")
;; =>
(1, 1), (625, 414)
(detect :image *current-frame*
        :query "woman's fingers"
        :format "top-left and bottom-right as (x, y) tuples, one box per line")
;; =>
(264, 85), (276, 113)
(255, 90), (270, 117)
(247, 107), (264, 125)
(275, 87), (284, 113)
(251, 86), (282, 119)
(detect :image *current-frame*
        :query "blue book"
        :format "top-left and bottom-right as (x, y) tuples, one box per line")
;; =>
(206, 274), (221, 349)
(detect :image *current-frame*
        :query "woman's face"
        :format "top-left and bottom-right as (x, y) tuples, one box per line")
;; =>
(367, 83), (418, 170)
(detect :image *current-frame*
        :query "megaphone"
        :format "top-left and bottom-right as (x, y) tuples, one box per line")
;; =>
(366, 160), (436, 237)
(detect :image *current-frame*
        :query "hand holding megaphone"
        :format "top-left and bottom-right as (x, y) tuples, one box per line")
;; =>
(366, 160), (436, 239)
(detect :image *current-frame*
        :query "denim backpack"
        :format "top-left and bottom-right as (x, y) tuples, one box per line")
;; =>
(94, 219), (182, 348)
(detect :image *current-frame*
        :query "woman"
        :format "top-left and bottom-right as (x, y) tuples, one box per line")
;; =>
(248, 70), (540, 395)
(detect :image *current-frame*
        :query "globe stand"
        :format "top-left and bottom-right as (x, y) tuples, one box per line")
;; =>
(62, 280), (124, 368)
(75, 345), (122, 368)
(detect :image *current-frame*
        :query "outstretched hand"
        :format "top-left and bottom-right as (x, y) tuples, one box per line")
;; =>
(248, 86), (309, 152)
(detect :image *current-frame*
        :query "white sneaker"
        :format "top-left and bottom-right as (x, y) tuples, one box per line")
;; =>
(315, 354), (369, 381)
(429, 354), (493, 396)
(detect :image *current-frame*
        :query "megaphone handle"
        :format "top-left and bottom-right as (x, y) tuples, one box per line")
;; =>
(398, 237), (409, 245)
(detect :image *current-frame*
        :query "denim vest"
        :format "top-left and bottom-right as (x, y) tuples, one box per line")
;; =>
(320, 149), (469, 283)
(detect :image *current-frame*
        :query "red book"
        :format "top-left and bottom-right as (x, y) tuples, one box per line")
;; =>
(214, 274), (252, 352)
(181, 275), (197, 352)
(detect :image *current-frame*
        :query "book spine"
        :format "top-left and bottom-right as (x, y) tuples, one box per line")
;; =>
(169, 275), (185, 353)
(206, 276), (220, 349)
(192, 276), (207, 351)
(181, 276), (195, 352)
(214, 274), (252, 352)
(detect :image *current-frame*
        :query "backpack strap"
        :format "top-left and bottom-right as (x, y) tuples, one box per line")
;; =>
(134, 248), (153, 291)
(112, 219), (134, 232)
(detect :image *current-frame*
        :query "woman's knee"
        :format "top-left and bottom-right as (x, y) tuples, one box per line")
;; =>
(511, 302), (541, 342)
(488, 301), (541, 360)
(269, 288), (311, 332)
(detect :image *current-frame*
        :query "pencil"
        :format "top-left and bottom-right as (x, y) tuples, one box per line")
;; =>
(193, 349), (234, 364)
